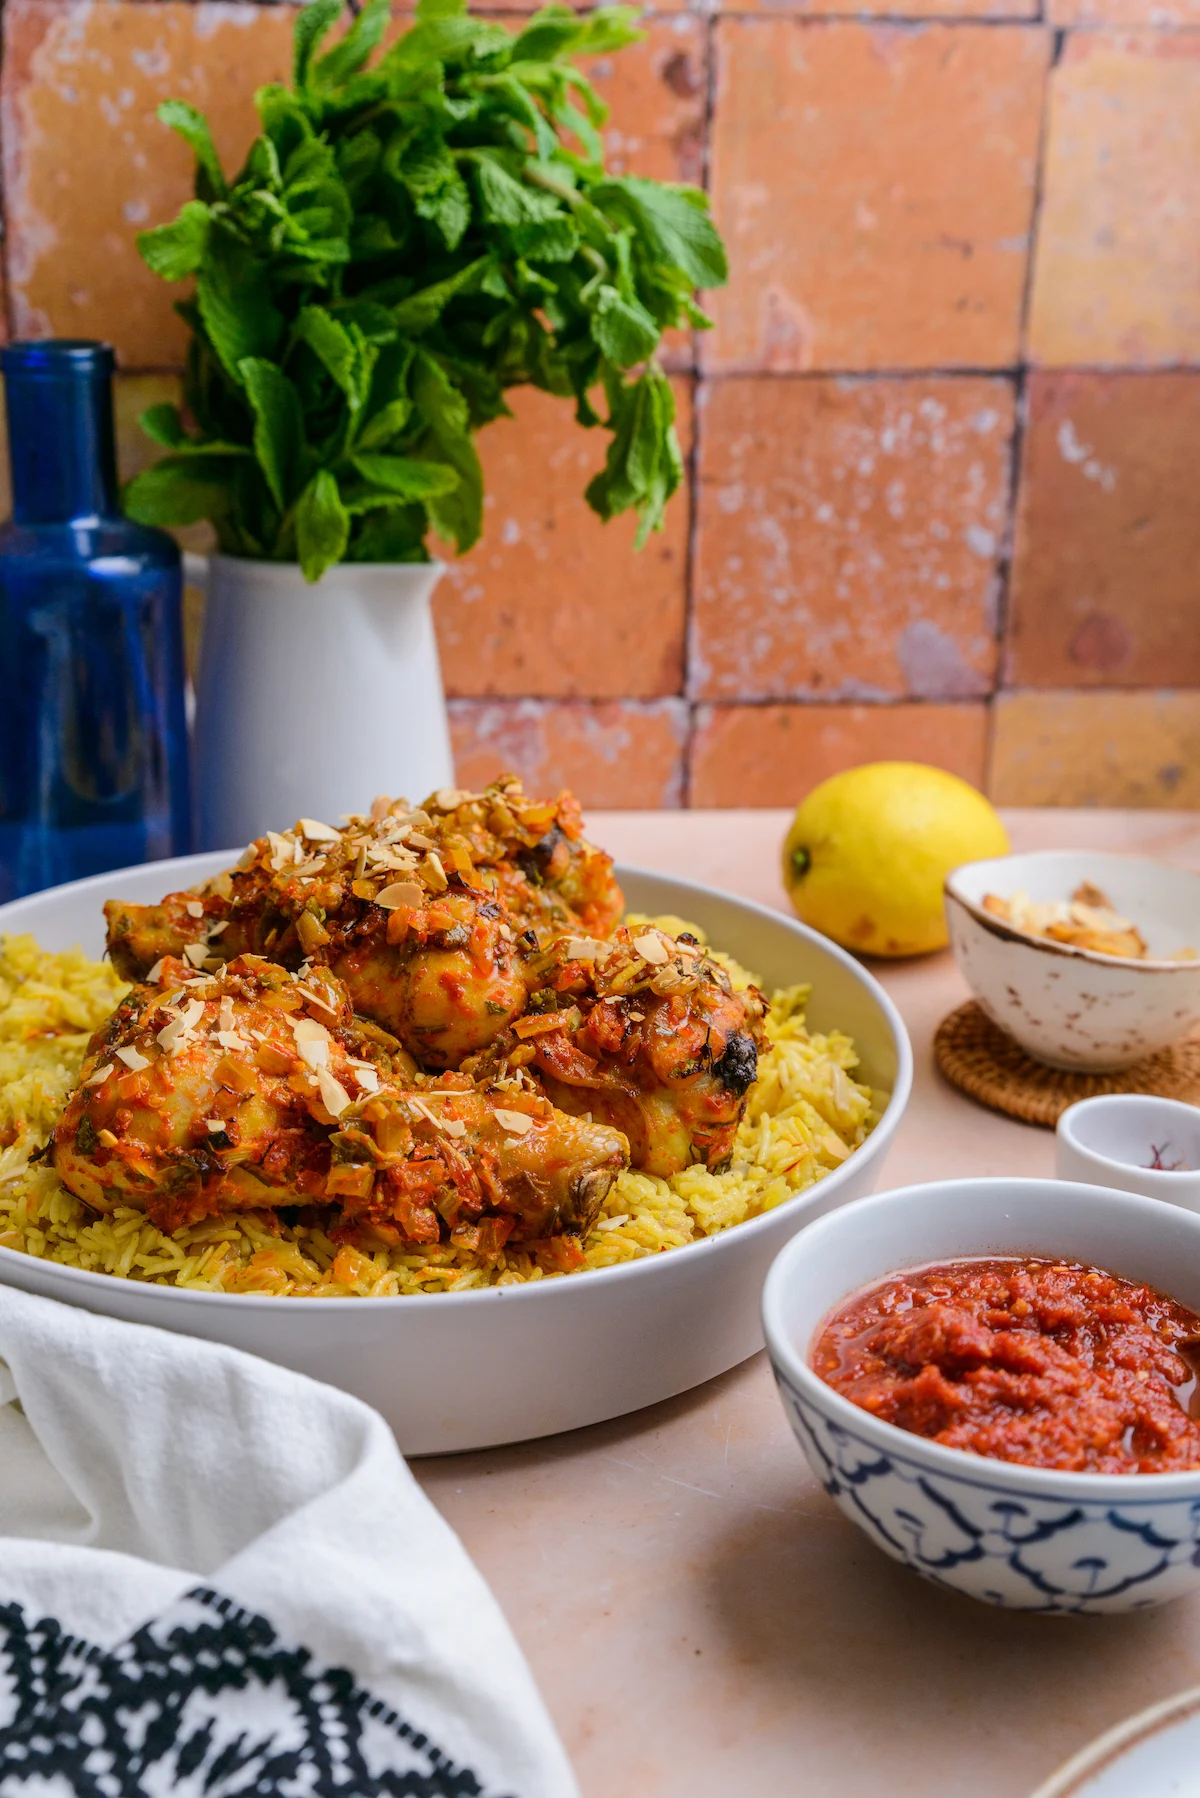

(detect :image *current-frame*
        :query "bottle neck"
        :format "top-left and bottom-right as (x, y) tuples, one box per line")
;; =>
(4, 346), (119, 525)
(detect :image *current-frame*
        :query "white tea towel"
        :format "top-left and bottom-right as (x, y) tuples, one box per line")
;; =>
(0, 1283), (578, 1798)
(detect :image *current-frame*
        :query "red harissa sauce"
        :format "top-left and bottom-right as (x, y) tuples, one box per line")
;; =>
(811, 1258), (1200, 1474)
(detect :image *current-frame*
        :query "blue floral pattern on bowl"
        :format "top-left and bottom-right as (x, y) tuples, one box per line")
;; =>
(775, 1369), (1200, 1614)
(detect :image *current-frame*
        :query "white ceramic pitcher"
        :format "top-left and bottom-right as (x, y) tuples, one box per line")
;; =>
(187, 554), (454, 850)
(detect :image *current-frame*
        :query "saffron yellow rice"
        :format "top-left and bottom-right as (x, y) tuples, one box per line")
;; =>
(0, 921), (879, 1298)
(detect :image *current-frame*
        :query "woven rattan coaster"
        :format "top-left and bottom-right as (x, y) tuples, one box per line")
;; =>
(934, 1001), (1200, 1128)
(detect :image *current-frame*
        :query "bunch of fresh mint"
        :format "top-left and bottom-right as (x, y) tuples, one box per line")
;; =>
(125, 0), (727, 582)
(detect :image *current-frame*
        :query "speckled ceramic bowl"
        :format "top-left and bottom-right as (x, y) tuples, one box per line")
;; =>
(944, 850), (1200, 1071)
(764, 1177), (1200, 1615)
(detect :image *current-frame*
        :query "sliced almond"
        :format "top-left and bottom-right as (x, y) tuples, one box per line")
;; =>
(144, 957), (167, 984)
(633, 933), (670, 966)
(299, 817), (341, 842)
(185, 900), (204, 919)
(561, 937), (604, 961)
(375, 880), (425, 912)
(351, 1063), (380, 1094)
(317, 1066), (352, 1117)
(83, 1063), (113, 1087)
(206, 920), (229, 939)
(494, 1108), (535, 1135)
(205, 1118), (226, 1134)
(290, 1015), (331, 1070)
(156, 999), (205, 1054)
(421, 852), (448, 892)
(431, 787), (474, 811)
(216, 1030), (250, 1052)
(182, 942), (210, 969)
(115, 1045), (150, 1072)
(438, 1116), (468, 1139)
(266, 830), (294, 873)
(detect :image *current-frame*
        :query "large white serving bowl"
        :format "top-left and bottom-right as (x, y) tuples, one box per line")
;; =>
(764, 1177), (1200, 1614)
(945, 849), (1200, 1071)
(0, 852), (911, 1455)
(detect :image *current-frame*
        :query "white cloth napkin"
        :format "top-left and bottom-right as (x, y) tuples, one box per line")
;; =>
(0, 1283), (578, 1798)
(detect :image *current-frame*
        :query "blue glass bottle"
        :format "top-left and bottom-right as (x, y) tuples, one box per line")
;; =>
(0, 340), (190, 901)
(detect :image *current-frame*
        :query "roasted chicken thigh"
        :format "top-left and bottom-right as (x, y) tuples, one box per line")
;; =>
(53, 954), (628, 1249)
(466, 926), (766, 1178)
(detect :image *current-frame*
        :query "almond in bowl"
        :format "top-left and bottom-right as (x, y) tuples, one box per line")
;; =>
(944, 850), (1200, 1072)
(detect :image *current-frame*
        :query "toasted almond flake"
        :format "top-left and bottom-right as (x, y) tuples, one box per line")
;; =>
(317, 1066), (351, 1117)
(353, 846), (367, 881)
(96, 1127), (120, 1149)
(375, 879), (425, 912)
(290, 1015), (331, 1070)
(182, 941), (210, 969)
(156, 998), (205, 1054)
(512, 1010), (572, 1040)
(299, 817), (341, 842)
(216, 1030), (250, 1052)
(494, 1108), (534, 1135)
(205, 920), (229, 939)
(115, 1045), (150, 1072)
(497, 922), (513, 941)
(439, 1116), (468, 1139)
(83, 1063), (113, 1087)
(370, 794), (392, 823)
(266, 830), (294, 872)
(562, 937), (604, 961)
(422, 852), (448, 893)
(627, 1010), (645, 1022)
(205, 1118), (226, 1134)
(633, 932), (670, 966)
(431, 787), (473, 811)
(237, 844), (259, 871)
(218, 996), (236, 1032)
(595, 1214), (630, 1233)
(145, 958), (167, 985)
(352, 1064), (380, 1094)
(300, 984), (340, 1022)
(185, 900), (204, 919)
(407, 831), (436, 852)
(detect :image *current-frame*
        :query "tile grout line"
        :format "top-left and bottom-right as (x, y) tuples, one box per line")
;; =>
(984, 15), (1060, 798)
(677, 6), (720, 807)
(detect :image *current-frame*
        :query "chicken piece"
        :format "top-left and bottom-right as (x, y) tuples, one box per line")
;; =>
(420, 776), (624, 946)
(53, 953), (628, 1256)
(53, 955), (409, 1231)
(468, 926), (766, 1178)
(103, 814), (530, 1068)
(328, 1078), (628, 1253)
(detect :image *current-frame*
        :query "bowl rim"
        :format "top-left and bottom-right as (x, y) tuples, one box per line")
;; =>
(0, 857), (913, 1315)
(1058, 1095), (1200, 1185)
(944, 848), (1200, 974)
(1029, 1684), (1200, 1798)
(762, 1175), (1200, 1499)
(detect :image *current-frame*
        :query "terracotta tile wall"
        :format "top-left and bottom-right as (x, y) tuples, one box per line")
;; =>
(2, 0), (1197, 808)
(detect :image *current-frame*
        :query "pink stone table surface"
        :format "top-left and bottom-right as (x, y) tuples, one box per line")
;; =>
(415, 809), (1200, 1798)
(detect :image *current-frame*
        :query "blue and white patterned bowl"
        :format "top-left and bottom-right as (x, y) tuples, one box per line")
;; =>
(762, 1177), (1200, 1614)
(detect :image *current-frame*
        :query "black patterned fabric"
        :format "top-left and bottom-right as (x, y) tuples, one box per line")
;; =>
(0, 1585), (502, 1798)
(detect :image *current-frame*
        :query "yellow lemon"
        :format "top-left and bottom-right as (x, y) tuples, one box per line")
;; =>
(782, 762), (1009, 958)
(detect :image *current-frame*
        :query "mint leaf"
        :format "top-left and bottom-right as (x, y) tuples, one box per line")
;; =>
(313, 0), (391, 89)
(239, 359), (307, 509)
(293, 0), (343, 90)
(196, 227), (283, 384)
(137, 200), (210, 280)
(592, 176), (728, 290)
(158, 101), (226, 200)
(295, 470), (349, 581)
(354, 397), (413, 450)
(390, 257), (492, 334)
(348, 454), (460, 499)
(123, 458), (236, 527)
(589, 285), (660, 367)
(138, 403), (187, 450)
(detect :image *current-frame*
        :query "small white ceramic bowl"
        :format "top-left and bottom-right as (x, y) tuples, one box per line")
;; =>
(763, 1176), (1200, 1614)
(1058, 1096), (1200, 1211)
(945, 850), (1200, 1072)
(0, 852), (912, 1455)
